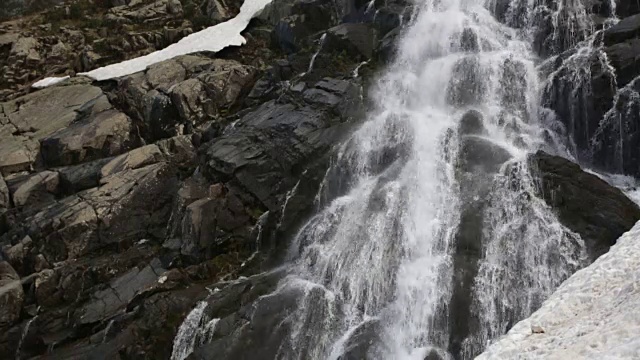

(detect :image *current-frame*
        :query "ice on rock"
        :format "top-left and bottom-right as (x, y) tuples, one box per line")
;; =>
(79, 0), (272, 81)
(31, 76), (70, 88)
(477, 221), (640, 359)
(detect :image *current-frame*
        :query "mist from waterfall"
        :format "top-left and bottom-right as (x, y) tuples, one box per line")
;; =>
(266, 0), (596, 359)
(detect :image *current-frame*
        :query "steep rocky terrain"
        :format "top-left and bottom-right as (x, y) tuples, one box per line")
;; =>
(0, 0), (640, 359)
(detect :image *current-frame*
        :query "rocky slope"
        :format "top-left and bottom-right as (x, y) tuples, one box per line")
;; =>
(0, 0), (640, 359)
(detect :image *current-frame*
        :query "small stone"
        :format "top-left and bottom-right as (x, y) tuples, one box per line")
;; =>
(531, 324), (545, 334)
(34, 254), (51, 272)
(209, 183), (224, 199)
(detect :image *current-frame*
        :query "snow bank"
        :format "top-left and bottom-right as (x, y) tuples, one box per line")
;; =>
(477, 221), (640, 359)
(79, 0), (272, 81)
(31, 76), (70, 88)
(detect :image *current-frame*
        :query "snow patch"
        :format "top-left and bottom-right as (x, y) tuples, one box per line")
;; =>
(31, 76), (70, 88)
(79, 0), (272, 81)
(477, 220), (640, 359)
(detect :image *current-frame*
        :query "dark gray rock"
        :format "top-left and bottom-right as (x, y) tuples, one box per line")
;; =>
(178, 187), (252, 263)
(109, 56), (255, 142)
(270, 0), (337, 53)
(188, 270), (297, 360)
(447, 56), (486, 107)
(203, 78), (363, 212)
(326, 23), (377, 60)
(591, 78), (640, 176)
(337, 319), (382, 360)
(11, 170), (60, 208)
(448, 112), (512, 356)
(0, 259), (23, 329)
(528, 151), (640, 258)
(615, 0), (640, 18)
(40, 108), (138, 168)
(605, 38), (640, 88)
(57, 158), (114, 194)
(375, 27), (400, 63)
(0, 174), (9, 210)
(459, 110), (486, 136)
(604, 13), (640, 46)
(0, 84), (104, 175)
(77, 259), (166, 325)
(541, 45), (617, 164)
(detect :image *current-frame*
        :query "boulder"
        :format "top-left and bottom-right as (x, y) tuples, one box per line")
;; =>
(0, 174), (8, 210)
(615, 0), (640, 18)
(375, 27), (401, 63)
(604, 13), (640, 46)
(11, 170), (60, 208)
(270, 0), (337, 53)
(0, 84), (104, 175)
(100, 144), (165, 178)
(57, 158), (114, 194)
(6, 162), (178, 262)
(528, 151), (640, 258)
(0, 259), (23, 329)
(110, 56), (255, 142)
(188, 270), (290, 360)
(591, 78), (640, 176)
(77, 259), (166, 325)
(202, 78), (362, 211)
(40, 108), (137, 168)
(604, 38), (640, 88)
(325, 23), (377, 60)
(178, 186), (252, 263)
(448, 111), (513, 355)
(447, 56), (486, 107)
(541, 45), (617, 165)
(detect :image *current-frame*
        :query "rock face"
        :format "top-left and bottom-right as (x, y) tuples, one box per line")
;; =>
(528, 151), (640, 258)
(1, 0), (639, 359)
(0, 0), (245, 101)
(448, 110), (513, 355)
(0, 0), (387, 356)
(0, 82), (105, 174)
(0, 259), (24, 328)
(541, 5), (640, 178)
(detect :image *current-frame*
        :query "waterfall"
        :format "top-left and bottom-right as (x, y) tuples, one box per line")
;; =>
(171, 302), (220, 360)
(272, 0), (590, 359)
(167, 0), (608, 358)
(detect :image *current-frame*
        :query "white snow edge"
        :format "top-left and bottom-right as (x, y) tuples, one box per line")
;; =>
(78, 0), (272, 81)
(32, 76), (70, 88)
(477, 220), (640, 360)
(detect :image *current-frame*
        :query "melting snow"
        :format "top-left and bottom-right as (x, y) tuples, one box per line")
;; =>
(78, 0), (272, 81)
(31, 76), (70, 88)
(477, 220), (640, 359)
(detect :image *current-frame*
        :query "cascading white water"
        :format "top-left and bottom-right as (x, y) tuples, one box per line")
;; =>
(171, 302), (221, 360)
(270, 0), (592, 359)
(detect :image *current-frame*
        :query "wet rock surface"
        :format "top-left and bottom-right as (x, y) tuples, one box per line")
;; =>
(0, 0), (387, 357)
(0, 0), (639, 359)
(529, 151), (640, 258)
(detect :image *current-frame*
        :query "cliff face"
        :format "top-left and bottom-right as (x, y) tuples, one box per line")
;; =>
(0, 0), (640, 359)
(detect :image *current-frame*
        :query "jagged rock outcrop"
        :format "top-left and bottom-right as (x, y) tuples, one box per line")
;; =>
(0, 82), (104, 174)
(0, 0), (244, 101)
(4, 0), (638, 359)
(541, 5), (640, 178)
(529, 151), (640, 258)
(106, 55), (256, 141)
